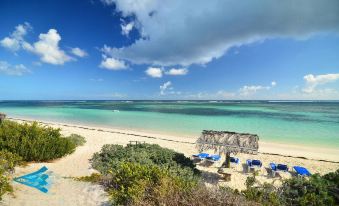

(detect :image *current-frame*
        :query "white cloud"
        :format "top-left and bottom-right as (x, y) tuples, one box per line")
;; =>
(0, 22), (31, 51)
(23, 29), (73, 65)
(145, 67), (162, 78)
(101, 0), (339, 67)
(271, 81), (277, 87)
(0, 61), (30, 76)
(303, 73), (339, 93)
(165, 68), (188, 76)
(100, 56), (128, 70)
(239, 85), (270, 96)
(71, 47), (88, 57)
(1, 23), (86, 65)
(121, 22), (134, 36)
(160, 81), (172, 95)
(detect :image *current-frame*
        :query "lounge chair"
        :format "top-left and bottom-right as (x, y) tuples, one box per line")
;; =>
(293, 166), (311, 177)
(230, 157), (240, 165)
(246, 159), (262, 172)
(206, 154), (221, 162)
(192, 153), (210, 160)
(270, 163), (288, 177)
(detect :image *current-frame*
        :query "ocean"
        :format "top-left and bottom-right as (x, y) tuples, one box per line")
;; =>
(0, 100), (338, 149)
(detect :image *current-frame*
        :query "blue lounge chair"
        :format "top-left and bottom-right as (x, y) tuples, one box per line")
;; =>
(230, 157), (240, 164)
(270, 163), (288, 177)
(192, 153), (209, 160)
(293, 166), (311, 177)
(247, 159), (262, 171)
(206, 154), (221, 162)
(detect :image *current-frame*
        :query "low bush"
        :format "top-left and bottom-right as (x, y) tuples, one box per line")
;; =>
(91, 143), (198, 175)
(0, 150), (22, 200)
(0, 120), (77, 161)
(280, 173), (335, 206)
(67, 134), (86, 147)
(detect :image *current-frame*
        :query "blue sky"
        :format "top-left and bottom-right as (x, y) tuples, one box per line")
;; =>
(0, 0), (339, 100)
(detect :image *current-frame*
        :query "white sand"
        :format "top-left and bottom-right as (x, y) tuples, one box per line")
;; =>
(2, 118), (339, 206)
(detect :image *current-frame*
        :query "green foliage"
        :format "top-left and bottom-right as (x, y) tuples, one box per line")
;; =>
(242, 172), (282, 206)
(91, 143), (198, 175)
(67, 134), (86, 147)
(0, 120), (77, 161)
(323, 169), (339, 204)
(104, 162), (198, 205)
(242, 169), (339, 206)
(0, 150), (22, 172)
(281, 174), (335, 206)
(75, 173), (102, 182)
(0, 150), (22, 200)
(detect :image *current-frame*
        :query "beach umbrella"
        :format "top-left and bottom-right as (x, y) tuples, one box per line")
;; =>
(196, 130), (259, 168)
(0, 113), (6, 124)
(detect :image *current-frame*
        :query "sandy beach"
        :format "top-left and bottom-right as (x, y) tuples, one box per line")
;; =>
(2, 117), (339, 206)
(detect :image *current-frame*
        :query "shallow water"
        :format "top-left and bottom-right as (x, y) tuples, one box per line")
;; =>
(0, 100), (338, 149)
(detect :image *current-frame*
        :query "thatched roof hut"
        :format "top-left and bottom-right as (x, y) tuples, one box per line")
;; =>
(0, 112), (6, 123)
(196, 130), (259, 167)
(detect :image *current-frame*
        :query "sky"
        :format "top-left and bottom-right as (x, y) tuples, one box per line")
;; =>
(0, 0), (339, 100)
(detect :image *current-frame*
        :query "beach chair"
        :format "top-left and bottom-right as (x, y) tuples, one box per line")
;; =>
(293, 166), (311, 177)
(206, 154), (221, 162)
(246, 159), (262, 172)
(230, 157), (240, 165)
(192, 153), (210, 160)
(270, 163), (288, 177)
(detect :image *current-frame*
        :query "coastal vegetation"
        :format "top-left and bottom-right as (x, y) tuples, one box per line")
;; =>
(83, 143), (339, 206)
(0, 120), (84, 161)
(0, 120), (85, 199)
(242, 169), (339, 206)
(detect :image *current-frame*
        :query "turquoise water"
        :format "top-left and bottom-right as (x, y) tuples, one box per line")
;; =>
(0, 100), (339, 148)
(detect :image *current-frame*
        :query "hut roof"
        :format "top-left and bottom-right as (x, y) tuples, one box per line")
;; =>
(196, 130), (259, 154)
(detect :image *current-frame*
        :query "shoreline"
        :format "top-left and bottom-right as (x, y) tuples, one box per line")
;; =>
(7, 116), (339, 162)
(3, 116), (339, 205)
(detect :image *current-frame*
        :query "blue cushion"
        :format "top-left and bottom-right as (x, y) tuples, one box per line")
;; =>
(293, 166), (311, 176)
(277, 164), (288, 171)
(252, 159), (262, 167)
(270, 163), (277, 171)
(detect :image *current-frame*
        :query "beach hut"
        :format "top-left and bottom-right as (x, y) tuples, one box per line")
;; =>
(0, 113), (6, 124)
(196, 130), (259, 168)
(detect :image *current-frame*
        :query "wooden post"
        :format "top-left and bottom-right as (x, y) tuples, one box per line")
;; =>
(225, 152), (231, 168)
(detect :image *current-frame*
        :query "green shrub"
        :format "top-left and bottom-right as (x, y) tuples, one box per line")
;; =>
(0, 150), (22, 200)
(103, 162), (198, 205)
(242, 172), (282, 206)
(74, 173), (102, 182)
(280, 174), (335, 206)
(67, 134), (86, 147)
(0, 120), (77, 161)
(91, 143), (198, 175)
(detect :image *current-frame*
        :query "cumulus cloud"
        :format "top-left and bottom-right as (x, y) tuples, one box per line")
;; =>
(121, 22), (134, 36)
(0, 61), (30, 76)
(100, 56), (128, 70)
(23, 29), (73, 65)
(1, 23), (86, 65)
(271, 81), (277, 87)
(160, 81), (172, 95)
(303, 73), (339, 93)
(145, 67), (162, 78)
(101, 0), (339, 67)
(71, 47), (88, 57)
(165, 68), (188, 76)
(0, 22), (32, 52)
